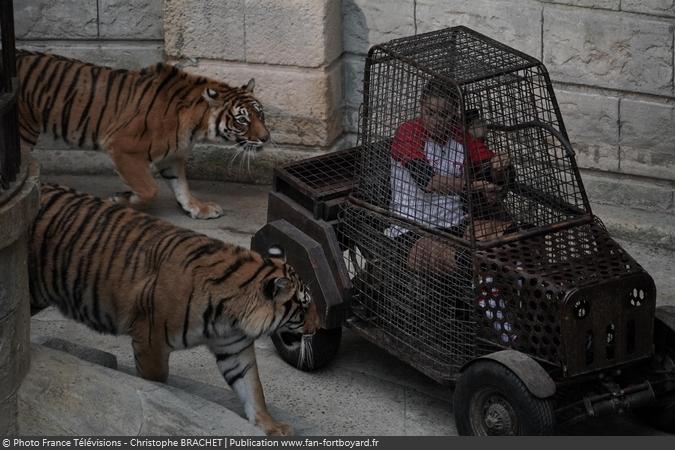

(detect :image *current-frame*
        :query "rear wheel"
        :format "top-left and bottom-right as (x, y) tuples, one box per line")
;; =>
(637, 394), (675, 433)
(271, 327), (342, 371)
(454, 360), (556, 435)
(635, 305), (675, 433)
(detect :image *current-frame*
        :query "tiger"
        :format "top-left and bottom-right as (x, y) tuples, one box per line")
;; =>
(17, 50), (270, 219)
(28, 183), (318, 436)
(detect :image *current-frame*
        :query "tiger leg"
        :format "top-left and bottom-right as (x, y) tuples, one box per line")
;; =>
(108, 152), (158, 208)
(158, 158), (224, 219)
(19, 125), (39, 153)
(210, 341), (293, 436)
(19, 101), (40, 152)
(131, 328), (170, 382)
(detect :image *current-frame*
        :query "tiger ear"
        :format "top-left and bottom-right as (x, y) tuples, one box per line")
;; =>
(264, 277), (292, 302)
(243, 78), (255, 93)
(202, 88), (218, 104)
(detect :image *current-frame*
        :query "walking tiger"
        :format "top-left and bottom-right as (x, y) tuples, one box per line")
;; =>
(29, 184), (318, 436)
(18, 51), (270, 219)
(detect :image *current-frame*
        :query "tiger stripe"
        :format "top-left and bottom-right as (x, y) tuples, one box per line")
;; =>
(18, 50), (270, 219)
(29, 184), (318, 436)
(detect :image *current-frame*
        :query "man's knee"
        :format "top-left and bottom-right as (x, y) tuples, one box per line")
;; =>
(408, 236), (457, 272)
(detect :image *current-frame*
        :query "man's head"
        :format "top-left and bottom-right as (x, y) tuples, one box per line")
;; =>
(420, 77), (460, 142)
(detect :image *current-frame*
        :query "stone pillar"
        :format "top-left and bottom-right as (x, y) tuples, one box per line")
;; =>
(0, 156), (40, 435)
(163, 0), (343, 182)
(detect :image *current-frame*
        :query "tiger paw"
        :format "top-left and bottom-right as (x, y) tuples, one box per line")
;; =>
(183, 201), (224, 220)
(109, 191), (133, 206)
(262, 420), (294, 437)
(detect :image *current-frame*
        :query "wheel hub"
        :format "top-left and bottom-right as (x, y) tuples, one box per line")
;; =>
(484, 401), (513, 434)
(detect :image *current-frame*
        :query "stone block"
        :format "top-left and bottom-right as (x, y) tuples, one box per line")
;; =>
(181, 60), (343, 146)
(33, 147), (116, 177)
(621, 1), (675, 18)
(416, 0), (542, 59)
(15, 299), (31, 390)
(543, 6), (674, 96)
(35, 338), (118, 370)
(0, 240), (31, 408)
(17, 41), (164, 70)
(164, 0), (246, 60)
(344, 107), (360, 134)
(99, 0), (164, 39)
(0, 239), (24, 318)
(187, 144), (325, 184)
(540, 0), (619, 9)
(343, 0), (415, 56)
(0, 159), (40, 258)
(582, 169), (674, 212)
(15, 0), (98, 39)
(619, 99), (675, 181)
(245, 0), (341, 67)
(556, 89), (619, 171)
(0, 392), (17, 435)
(344, 54), (366, 110)
(18, 345), (263, 435)
(0, 310), (23, 403)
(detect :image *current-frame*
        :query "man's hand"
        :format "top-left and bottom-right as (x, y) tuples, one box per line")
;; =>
(490, 153), (511, 179)
(463, 219), (512, 241)
(426, 174), (464, 194)
(469, 180), (501, 204)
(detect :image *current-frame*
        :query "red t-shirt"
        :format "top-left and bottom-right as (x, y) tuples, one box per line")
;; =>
(391, 117), (493, 167)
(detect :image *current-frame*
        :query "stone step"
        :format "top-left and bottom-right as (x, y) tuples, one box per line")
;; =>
(18, 344), (263, 436)
(592, 202), (675, 251)
(32, 140), (328, 185)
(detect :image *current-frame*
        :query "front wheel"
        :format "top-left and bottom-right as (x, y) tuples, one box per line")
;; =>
(636, 394), (675, 433)
(635, 305), (675, 433)
(454, 360), (556, 435)
(272, 327), (342, 371)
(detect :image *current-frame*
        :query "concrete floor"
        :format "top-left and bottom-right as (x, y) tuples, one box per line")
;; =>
(32, 174), (675, 436)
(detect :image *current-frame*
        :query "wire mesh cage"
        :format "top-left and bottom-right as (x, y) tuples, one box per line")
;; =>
(354, 26), (590, 239)
(338, 26), (655, 379)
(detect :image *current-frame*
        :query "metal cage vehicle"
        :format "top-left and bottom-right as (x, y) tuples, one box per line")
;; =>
(252, 26), (675, 435)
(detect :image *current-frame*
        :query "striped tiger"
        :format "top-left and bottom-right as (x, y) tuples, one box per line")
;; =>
(29, 184), (318, 436)
(17, 50), (270, 219)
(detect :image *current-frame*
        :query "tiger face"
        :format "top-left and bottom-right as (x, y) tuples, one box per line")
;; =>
(260, 264), (319, 337)
(202, 78), (270, 149)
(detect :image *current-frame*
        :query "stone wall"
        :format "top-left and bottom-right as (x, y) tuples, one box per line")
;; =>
(164, 0), (343, 151)
(343, 0), (675, 215)
(16, 0), (164, 70)
(15, 0), (675, 214)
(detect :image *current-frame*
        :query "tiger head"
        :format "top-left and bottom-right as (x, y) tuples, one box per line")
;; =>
(201, 78), (270, 150)
(229, 255), (319, 339)
(261, 264), (320, 337)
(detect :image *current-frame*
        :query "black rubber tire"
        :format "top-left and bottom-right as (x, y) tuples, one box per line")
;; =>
(635, 306), (675, 433)
(271, 327), (342, 371)
(637, 396), (675, 433)
(454, 360), (556, 436)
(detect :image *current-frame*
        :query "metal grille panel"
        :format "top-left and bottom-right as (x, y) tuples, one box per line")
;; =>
(341, 205), (476, 378)
(475, 219), (655, 371)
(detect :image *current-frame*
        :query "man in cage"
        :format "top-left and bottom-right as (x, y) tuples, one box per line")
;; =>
(387, 77), (513, 273)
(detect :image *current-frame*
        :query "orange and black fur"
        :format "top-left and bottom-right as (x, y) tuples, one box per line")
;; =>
(29, 184), (318, 436)
(18, 51), (270, 219)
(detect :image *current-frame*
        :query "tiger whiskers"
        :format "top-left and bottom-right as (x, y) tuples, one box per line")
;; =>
(228, 146), (247, 169)
(298, 333), (315, 370)
(238, 143), (259, 175)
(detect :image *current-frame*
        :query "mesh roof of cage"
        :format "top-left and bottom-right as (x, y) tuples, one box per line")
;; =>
(353, 26), (592, 245)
